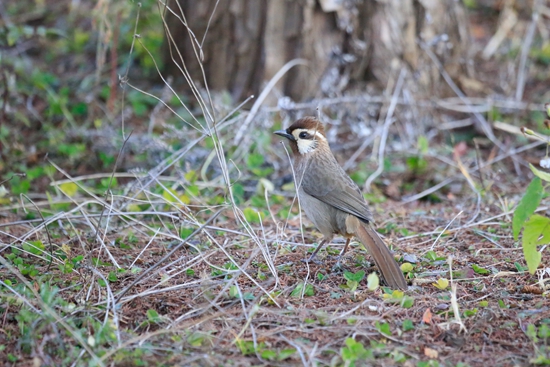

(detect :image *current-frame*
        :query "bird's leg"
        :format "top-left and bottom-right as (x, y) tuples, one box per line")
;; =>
(303, 239), (327, 264)
(334, 238), (351, 269)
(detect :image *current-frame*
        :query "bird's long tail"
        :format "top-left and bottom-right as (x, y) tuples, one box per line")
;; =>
(356, 224), (407, 290)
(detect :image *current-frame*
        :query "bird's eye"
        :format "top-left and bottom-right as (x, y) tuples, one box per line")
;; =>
(299, 132), (308, 139)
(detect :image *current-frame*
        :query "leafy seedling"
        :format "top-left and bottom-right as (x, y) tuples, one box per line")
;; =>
(291, 282), (314, 297)
(341, 338), (373, 366)
(425, 250), (446, 262)
(402, 319), (414, 332)
(472, 264), (490, 275)
(229, 285), (254, 300)
(382, 289), (414, 308)
(340, 270), (366, 294)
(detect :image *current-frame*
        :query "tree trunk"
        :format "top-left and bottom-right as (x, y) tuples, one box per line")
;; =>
(162, 0), (470, 102)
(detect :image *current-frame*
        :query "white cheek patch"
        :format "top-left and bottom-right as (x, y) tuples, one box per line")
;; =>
(292, 128), (325, 155)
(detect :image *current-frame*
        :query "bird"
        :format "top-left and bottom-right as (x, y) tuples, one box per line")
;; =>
(274, 116), (407, 290)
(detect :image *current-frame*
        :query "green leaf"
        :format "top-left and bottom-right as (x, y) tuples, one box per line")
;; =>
(179, 227), (193, 239)
(187, 332), (205, 347)
(290, 282), (315, 297)
(366, 272), (379, 291)
(243, 207), (262, 224)
(432, 278), (449, 290)
(246, 153), (264, 168)
(513, 177), (543, 240)
(22, 240), (45, 256)
(418, 135), (429, 154)
(260, 350), (277, 360)
(187, 185), (200, 197)
(472, 264), (490, 275)
(162, 188), (178, 203)
(400, 262), (414, 273)
(341, 338), (370, 362)
(530, 163), (550, 182)
(375, 321), (391, 336)
(107, 271), (118, 282)
(146, 309), (160, 323)
(278, 348), (296, 361)
(400, 296), (414, 308)
(343, 280), (359, 293)
(514, 262), (528, 272)
(185, 170), (198, 183)
(425, 250), (442, 261)
(522, 214), (550, 274)
(402, 319), (414, 332)
(344, 270), (365, 282)
(526, 324), (538, 341)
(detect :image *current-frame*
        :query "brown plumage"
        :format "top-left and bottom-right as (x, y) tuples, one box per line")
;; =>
(275, 117), (407, 290)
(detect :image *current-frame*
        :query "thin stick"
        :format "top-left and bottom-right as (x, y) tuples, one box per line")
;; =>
(402, 140), (544, 203)
(234, 58), (309, 145)
(515, 0), (541, 102)
(365, 68), (406, 191)
(115, 209), (223, 302)
(429, 211), (463, 251)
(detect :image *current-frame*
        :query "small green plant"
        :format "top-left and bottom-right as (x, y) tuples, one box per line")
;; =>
(402, 319), (414, 332)
(515, 111), (550, 274)
(340, 338), (373, 367)
(406, 135), (429, 175)
(290, 282), (315, 297)
(382, 289), (414, 308)
(400, 262), (414, 276)
(417, 361), (442, 367)
(340, 270), (366, 293)
(375, 321), (392, 336)
(236, 339), (295, 361)
(463, 308), (478, 318)
(211, 262), (239, 278)
(141, 309), (168, 327)
(425, 250), (446, 262)
(229, 285), (254, 300)
(472, 264), (490, 275)
(525, 321), (550, 364)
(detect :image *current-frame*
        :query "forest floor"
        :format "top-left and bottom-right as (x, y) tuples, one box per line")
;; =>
(1, 197), (549, 366)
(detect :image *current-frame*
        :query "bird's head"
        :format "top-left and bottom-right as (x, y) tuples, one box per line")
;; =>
(274, 117), (327, 155)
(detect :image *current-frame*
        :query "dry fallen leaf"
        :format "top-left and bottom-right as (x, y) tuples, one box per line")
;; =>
(453, 141), (468, 158)
(422, 308), (433, 324)
(522, 285), (543, 295)
(424, 347), (438, 359)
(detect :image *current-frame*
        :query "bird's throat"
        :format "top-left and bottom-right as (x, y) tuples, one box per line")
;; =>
(297, 138), (318, 155)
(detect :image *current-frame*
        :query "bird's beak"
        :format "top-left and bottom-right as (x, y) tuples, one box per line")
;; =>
(274, 130), (295, 141)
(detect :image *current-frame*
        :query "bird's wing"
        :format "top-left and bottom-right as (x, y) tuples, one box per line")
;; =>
(299, 156), (373, 223)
